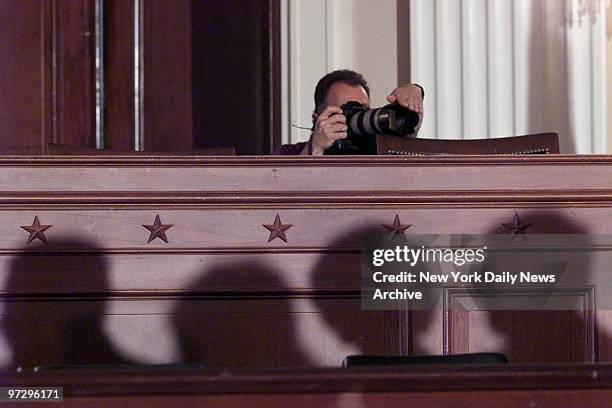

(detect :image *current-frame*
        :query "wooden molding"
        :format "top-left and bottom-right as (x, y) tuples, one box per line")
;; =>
(3, 364), (612, 395)
(444, 287), (596, 362)
(1, 155), (612, 166)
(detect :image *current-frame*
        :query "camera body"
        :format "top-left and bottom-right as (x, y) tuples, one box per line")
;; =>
(325, 101), (420, 155)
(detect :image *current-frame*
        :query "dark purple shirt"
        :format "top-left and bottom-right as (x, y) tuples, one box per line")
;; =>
(272, 142), (309, 155)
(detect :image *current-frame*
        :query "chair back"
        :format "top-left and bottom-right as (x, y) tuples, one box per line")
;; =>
(376, 133), (559, 155)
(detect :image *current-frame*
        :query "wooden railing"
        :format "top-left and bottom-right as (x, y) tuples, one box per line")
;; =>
(0, 155), (611, 369)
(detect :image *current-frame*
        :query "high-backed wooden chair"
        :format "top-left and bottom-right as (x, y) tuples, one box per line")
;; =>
(376, 132), (559, 155)
(46, 144), (236, 156)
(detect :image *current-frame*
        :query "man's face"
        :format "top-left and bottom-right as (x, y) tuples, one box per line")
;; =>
(325, 81), (370, 110)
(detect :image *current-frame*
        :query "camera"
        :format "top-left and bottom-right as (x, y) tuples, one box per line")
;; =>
(326, 101), (421, 155)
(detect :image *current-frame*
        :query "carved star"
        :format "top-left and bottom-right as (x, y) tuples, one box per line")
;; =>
(502, 212), (533, 240)
(20, 216), (53, 244)
(382, 214), (412, 240)
(263, 214), (292, 243)
(142, 215), (173, 243)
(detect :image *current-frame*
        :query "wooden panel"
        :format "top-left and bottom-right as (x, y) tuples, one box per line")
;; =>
(0, 253), (361, 293)
(0, 209), (611, 250)
(0, 156), (610, 367)
(470, 310), (591, 363)
(0, 296), (398, 369)
(2, 364), (612, 407)
(0, 0), (94, 154)
(0, 233), (398, 369)
(0, 0), (51, 154)
(1, 300), (128, 369)
(143, 0), (192, 151)
(101, 0), (280, 153)
(445, 289), (595, 363)
(447, 297), (470, 354)
(191, 0), (279, 154)
(599, 310), (612, 362)
(50, 390), (612, 408)
(103, 0), (134, 150)
(397, 0), (411, 86)
(174, 298), (397, 368)
(55, 0), (95, 147)
(0, 156), (610, 193)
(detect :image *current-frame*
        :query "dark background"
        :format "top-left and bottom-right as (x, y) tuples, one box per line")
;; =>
(0, 0), (280, 155)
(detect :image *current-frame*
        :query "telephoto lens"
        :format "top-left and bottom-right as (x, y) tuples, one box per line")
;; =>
(347, 103), (420, 137)
(326, 101), (421, 155)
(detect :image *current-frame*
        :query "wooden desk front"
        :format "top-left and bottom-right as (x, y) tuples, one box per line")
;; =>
(1, 364), (611, 407)
(0, 155), (610, 368)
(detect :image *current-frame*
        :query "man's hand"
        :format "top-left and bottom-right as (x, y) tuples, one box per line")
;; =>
(310, 106), (348, 155)
(387, 84), (423, 114)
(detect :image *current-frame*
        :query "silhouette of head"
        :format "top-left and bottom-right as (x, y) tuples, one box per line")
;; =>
(2, 238), (126, 369)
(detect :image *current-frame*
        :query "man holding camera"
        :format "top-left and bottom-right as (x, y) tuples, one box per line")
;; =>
(274, 69), (424, 155)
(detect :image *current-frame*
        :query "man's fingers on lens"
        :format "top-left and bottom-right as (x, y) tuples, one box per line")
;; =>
(320, 123), (346, 140)
(330, 123), (348, 133)
(320, 106), (343, 118)
(321, 114), (346, 127)
(331, 114), (346, 124)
